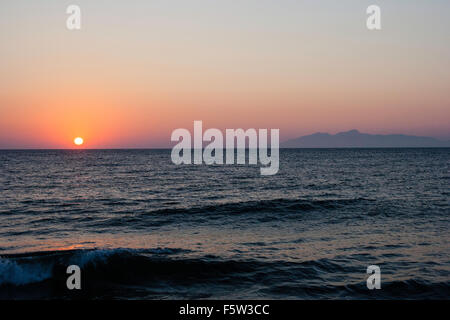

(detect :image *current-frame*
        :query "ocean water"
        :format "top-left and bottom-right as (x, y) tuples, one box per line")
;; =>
(0, 149), (449, 299)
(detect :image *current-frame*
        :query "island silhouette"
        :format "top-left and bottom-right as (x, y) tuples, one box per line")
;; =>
(281, 130), (450, 148)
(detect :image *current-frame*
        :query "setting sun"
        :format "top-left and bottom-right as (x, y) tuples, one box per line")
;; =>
(74, 137), (84, 146)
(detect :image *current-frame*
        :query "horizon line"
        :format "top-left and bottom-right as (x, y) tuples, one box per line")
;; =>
(1, 146), (450, 151)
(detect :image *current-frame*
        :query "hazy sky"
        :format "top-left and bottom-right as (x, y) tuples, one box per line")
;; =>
(1, 0), (449, 148)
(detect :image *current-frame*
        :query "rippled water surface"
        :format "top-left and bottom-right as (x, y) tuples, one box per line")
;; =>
(0, 149), (449, 299)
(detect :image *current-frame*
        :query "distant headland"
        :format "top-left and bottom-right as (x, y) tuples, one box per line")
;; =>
(281, 130), (450, 148)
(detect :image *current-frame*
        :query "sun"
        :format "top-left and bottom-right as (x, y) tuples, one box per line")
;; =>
(74, 137), (84, 146)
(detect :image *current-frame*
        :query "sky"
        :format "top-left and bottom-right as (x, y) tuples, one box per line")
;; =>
(0, 0), (449, 148)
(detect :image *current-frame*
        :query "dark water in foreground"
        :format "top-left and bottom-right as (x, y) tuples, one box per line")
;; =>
(0, 149), (449, 299)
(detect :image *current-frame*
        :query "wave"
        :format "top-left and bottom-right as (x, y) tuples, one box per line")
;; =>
(124, 197), (373, 215)
(0, 256), (52, 286)
(84, 197), (376, 228)
(1, 198), (376, 232)
(0, 248), (186, 287)
(1, 248), (449, 299)
(9, 197), (374, 217)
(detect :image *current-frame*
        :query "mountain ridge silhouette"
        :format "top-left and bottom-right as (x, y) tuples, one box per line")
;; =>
(281, 130), (450, 148)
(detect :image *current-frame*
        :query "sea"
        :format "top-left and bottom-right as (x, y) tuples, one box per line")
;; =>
(0, 148), (449, 299)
